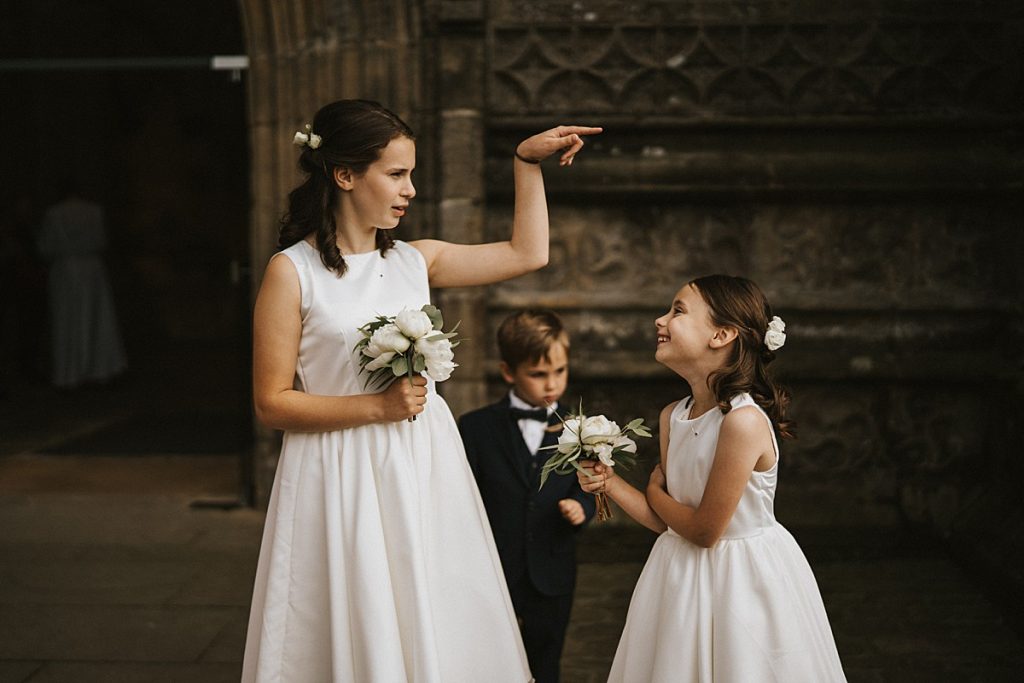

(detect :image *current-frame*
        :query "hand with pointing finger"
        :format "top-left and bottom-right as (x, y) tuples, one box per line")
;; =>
(515, 125), (603, 167)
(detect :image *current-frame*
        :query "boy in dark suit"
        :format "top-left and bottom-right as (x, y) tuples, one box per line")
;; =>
(458, 310), (595, 683)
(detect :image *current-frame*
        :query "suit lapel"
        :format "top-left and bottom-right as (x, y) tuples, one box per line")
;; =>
(531, 409), (563, 487)
(493, 397), (532, 488)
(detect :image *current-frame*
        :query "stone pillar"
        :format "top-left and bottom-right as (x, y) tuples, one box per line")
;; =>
(430, 1), (490, 418)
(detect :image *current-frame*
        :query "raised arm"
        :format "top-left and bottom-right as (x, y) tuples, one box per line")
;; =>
(252, 255), (427, 431)
(412, 125), (602, 288)
(645, 406), (776, 548)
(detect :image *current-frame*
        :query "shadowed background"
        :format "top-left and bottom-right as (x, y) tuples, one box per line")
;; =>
(1, 1), (1022, 681)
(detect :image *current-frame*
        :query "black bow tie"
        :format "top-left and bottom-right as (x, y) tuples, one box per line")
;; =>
(510, 407), (550, 422)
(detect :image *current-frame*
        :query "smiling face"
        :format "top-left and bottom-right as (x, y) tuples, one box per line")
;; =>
(342, 135), (416, 231)
(500, 341), (569, 409)
(654, 283), (721, 372)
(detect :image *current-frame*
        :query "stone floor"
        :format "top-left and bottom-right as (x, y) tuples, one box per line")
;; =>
(2, 352), (1023, 682)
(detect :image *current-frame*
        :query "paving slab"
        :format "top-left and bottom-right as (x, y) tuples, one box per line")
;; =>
(0, 663), (42, 683)
(0, 604), (240, 662)
(0, 492), (1022, 682)
(23, 662), (239, 683)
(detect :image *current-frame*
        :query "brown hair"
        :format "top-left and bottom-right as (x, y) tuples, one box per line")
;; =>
(497, 310), (570, 370)
(691, 275), (795, 439)
(278, 99), (415, 276)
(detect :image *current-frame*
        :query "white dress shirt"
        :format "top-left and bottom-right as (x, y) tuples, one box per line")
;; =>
(508, 390), (557, 455)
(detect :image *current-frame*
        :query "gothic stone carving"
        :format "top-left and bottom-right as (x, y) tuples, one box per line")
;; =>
(489, 9), (1020, 116)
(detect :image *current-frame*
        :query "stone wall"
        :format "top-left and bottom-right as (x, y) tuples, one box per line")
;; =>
(458, 0), (1024, 540)
(242, 0), (1024, 589)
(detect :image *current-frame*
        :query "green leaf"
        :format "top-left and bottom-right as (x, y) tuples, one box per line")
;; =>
(412, 353), (426, 373)
(424, 331), (458, 342)
(392, 356), (409, 376)
(422, 304), (443, 330)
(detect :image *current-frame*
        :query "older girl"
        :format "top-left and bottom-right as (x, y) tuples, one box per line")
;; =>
(243, 99), (600, 682)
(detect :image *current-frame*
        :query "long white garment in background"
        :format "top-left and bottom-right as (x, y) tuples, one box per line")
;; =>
(37, 197), (126, 388)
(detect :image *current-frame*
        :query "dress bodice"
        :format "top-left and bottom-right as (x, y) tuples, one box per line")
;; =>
(276, 239), (432, 398)
(666, 393), (779, 539)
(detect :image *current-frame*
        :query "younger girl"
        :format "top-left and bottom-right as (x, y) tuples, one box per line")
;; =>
(579, 275), (846, 682)
(243, 99), (600, 682)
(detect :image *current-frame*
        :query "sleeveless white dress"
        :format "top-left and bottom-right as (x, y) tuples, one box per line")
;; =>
(242, 240), (531, 682)
(608, 394), (846, 683)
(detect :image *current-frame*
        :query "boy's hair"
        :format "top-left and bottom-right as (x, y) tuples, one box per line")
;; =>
(497, 310), (570, 370)
(690, 274), (795, 440)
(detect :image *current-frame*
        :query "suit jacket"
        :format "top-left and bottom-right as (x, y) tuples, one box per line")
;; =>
(459, 396), (596, 597)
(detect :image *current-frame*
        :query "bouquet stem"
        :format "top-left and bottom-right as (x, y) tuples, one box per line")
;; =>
(595, 492), (613, 521)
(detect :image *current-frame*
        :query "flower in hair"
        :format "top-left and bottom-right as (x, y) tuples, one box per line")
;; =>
(764, 315), (786, 351)
(292, 124), (322, 150)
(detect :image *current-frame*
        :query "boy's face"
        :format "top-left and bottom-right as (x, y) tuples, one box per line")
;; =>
(500, 341), (569, 408)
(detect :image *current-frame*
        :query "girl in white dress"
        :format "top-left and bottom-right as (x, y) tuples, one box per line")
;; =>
(241, 99), (600, 682)
(579, 275), (846, 682)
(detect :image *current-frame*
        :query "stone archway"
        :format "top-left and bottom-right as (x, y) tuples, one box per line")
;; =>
(236, 0), (435, 503)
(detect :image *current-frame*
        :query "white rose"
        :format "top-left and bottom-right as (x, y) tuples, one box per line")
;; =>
(416, 337), (457, 382)
(364, 351), (396, 372)
(395, 309), (434, 340)
(556, 418), (583, 453)
(426, 357), (457, 382)
(369, 323), (411, 354)
(764, 329), (786, 351)
(593, 442), (615, 466)
(580, 415), (619, 444)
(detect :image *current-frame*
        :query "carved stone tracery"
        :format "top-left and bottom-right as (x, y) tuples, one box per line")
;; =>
(490, 18), (1018, 115)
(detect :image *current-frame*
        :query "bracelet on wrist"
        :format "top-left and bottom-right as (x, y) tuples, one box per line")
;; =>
(514, 150), (541, 165)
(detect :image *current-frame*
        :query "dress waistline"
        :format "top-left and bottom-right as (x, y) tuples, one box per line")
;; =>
(663, 522), (777, 543)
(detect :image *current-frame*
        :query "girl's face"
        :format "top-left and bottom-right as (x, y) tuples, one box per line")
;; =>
(346, 135), (416, 230)
(654, 284), (718, 371)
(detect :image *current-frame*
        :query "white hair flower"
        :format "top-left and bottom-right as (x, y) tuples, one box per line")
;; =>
(764, 315), (787, 351)
(292, 123), (322, 150)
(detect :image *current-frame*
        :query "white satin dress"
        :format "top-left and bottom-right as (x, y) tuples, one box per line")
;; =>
(242, 240), (531, 682)
(608, 394), (846, 682)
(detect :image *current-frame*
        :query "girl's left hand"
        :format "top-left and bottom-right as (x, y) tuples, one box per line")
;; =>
(516, 125), (603, 167)
(647, 463), (666, 493)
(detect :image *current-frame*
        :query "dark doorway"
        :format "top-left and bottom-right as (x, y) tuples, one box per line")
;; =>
(0, 1), (251, 502)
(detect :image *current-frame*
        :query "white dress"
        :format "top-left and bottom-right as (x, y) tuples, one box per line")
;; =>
(37, 197), (127, 388)
(242, 240), (531, 682)
(608, 394), (846, 683)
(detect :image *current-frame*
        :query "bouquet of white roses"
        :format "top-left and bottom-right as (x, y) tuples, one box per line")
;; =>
(354, 305), (462, 398)
(539, 402), (652, 521)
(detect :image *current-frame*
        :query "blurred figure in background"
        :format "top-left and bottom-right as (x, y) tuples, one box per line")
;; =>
(37, 179), (126, 389)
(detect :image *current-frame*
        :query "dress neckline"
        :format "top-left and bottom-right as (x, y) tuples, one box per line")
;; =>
(678, 397), (719, 423)
(299, 239), (383, 258)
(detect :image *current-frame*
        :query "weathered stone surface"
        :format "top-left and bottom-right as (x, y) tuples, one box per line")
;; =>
(234, 0), (1023, 600)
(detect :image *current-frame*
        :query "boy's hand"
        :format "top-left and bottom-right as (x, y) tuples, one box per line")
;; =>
(558, 498), (586, 526)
